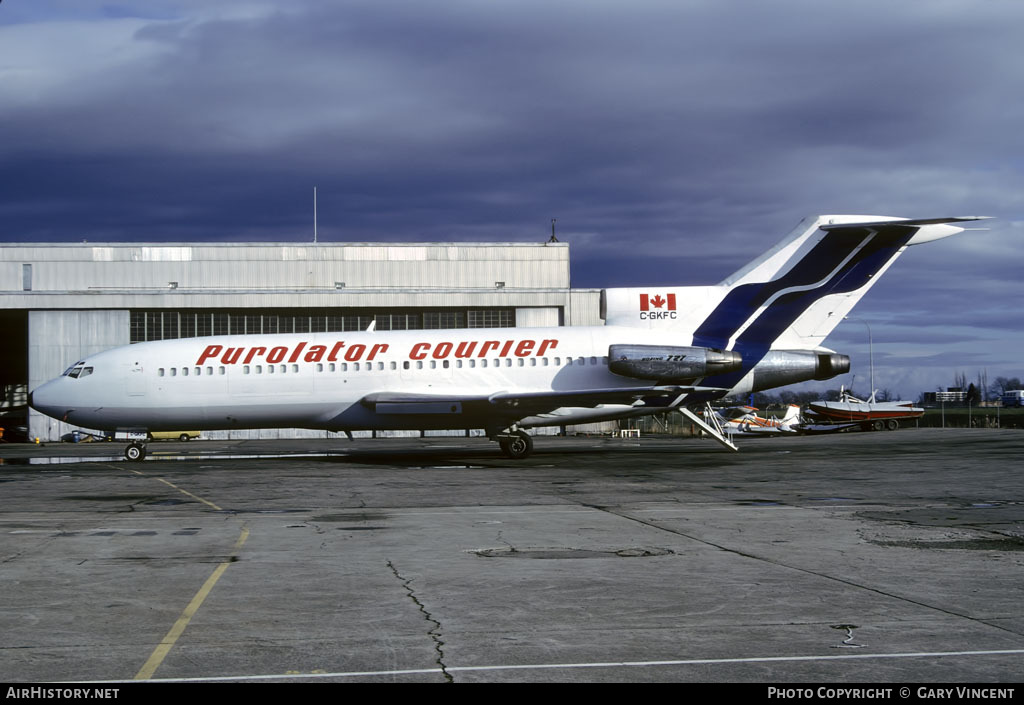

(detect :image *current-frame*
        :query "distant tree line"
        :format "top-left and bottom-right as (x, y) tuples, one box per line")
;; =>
(941, 372), (1022, 405)
(989, 376), (1023, 398)
(723, 388), (874, 409)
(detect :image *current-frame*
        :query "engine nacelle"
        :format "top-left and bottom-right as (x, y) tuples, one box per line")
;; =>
(749, 350), (850, 392)
(609, 345), (743, 382)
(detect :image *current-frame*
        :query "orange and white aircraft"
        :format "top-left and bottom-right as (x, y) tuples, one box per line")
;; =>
(712, 404), (802, 435)
(29, 215), (985, 460)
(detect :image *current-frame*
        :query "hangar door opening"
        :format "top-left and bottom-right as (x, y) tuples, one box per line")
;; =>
(0, 310), (29, 434)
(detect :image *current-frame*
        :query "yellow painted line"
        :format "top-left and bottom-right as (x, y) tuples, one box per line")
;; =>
(114, 465), (223, 511)
(155, 477), (223, 511)
(134, 526), (250, 681)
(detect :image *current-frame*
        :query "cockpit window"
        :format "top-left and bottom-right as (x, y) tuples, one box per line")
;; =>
(64, 362), (93, 379)
(63, 361), (86, 377)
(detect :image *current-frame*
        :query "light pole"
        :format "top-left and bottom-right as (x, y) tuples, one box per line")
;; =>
(844, 316), (874, 401)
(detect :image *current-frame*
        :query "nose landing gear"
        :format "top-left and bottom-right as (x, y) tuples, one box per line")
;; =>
(495, 429), (533, 459)
(124, 442), (147, 461)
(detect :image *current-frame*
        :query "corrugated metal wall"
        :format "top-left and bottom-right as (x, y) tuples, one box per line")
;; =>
(28, 310), (130, 442)
(2, 243), (570, 292)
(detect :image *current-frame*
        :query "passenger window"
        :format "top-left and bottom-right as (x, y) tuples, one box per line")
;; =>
(218, 366), (225, 375)
(158, 368), (165, 377)
(255, 365), (262, 374)
(244, 365), (251, 374)
(517, 359), (524, 367)
(170, 368), (177, 376)
(182, 367), (189, 376)
(206, 366), (213, 375)
(317, 363), (324, 372)
(268, 365), (275, 374)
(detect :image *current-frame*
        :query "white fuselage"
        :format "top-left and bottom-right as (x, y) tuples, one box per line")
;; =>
(30, 325), (685, 434)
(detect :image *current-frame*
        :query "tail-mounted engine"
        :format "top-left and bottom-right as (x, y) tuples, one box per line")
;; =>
(609, 345), (743, 382)
(749, 350), (850, 392)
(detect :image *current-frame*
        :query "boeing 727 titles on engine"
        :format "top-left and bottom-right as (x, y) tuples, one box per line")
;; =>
(29, 215), (987, 460)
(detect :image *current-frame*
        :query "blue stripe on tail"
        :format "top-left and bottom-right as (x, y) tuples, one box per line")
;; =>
(695, 226), (915, 389)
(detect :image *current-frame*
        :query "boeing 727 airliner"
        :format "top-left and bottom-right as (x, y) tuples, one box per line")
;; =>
(29, 215), (986, 460)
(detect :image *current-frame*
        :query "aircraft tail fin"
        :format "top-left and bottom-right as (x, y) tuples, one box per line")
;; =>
(780, 404), (801, 426)
(778, 401), (802, 430)
(601, 215), (987, 351)
(691, 215), (987, 352)
(601, 215), (986, 396)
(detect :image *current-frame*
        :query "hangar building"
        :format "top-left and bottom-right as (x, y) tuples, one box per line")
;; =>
(1, 241), (601, 442)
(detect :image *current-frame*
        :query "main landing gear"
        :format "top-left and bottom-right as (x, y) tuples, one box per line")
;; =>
(493, 428), (533, 459)
(124, 442), (147, 461)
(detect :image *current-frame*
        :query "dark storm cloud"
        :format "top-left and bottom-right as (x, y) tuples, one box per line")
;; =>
(1, 0), (1022, 390)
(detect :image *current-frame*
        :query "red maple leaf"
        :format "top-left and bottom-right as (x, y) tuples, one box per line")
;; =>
(650, 294), (666, 308)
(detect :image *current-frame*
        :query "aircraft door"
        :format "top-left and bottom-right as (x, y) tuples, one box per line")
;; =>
(125, 361), (147, 397)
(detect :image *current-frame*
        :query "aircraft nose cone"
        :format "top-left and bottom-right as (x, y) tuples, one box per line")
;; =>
(27, 381), (63, 419)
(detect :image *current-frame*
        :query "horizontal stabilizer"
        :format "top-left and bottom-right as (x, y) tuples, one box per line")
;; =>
(818, 216), (991, 230)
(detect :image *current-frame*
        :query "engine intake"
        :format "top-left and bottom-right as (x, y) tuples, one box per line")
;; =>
(609, 345), (743, 382)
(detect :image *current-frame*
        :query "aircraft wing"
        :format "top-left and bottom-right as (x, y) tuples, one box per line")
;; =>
(361, 385), (726, 417)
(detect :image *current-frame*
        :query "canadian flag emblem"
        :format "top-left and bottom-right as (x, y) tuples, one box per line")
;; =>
(640, 293), (676, 311)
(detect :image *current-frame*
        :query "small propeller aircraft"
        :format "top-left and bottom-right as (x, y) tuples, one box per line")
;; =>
(711, 404), (802, 435)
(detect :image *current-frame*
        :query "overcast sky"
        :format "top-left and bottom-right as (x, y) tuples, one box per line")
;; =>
(2, 0), (1021, 398)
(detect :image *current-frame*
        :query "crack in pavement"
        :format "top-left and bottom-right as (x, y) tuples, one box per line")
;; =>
(388, 560), (452, 683)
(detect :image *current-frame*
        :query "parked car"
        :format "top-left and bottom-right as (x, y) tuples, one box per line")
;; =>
(147, 431), (202, 441)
